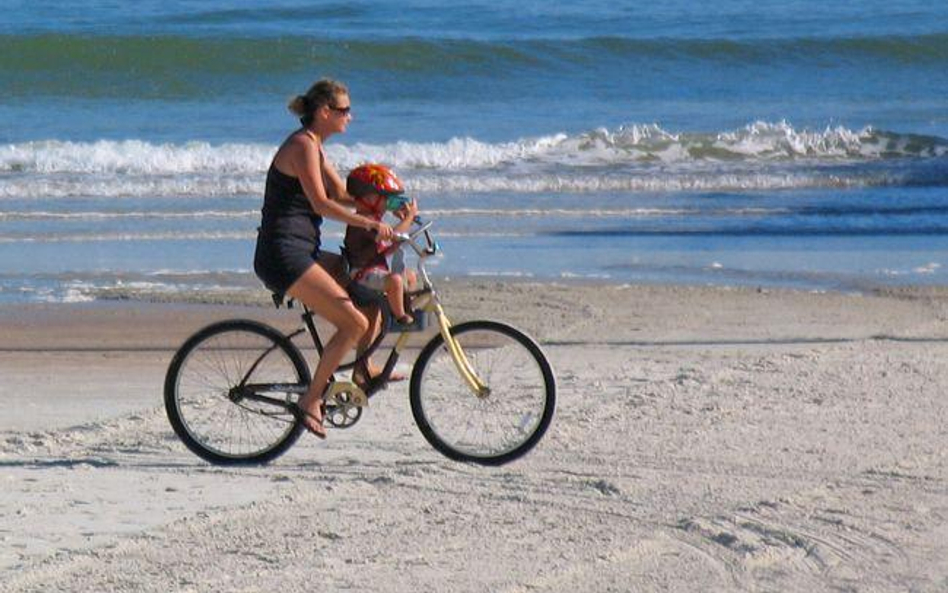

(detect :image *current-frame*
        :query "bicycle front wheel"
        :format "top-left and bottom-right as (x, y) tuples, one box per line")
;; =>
(164, 319), (310, 465)
(410, 321), (555, 465)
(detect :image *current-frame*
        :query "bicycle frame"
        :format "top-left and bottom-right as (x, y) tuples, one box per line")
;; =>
(237, 220), (489, 414)
(309, 220), (489, 400)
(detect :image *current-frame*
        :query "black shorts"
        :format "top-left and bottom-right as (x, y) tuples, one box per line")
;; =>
(253, 233), (320, 295)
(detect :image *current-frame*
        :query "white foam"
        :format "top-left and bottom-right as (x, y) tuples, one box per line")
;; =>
(559, 271), (613, 279)
(914, 262), (941, 274)
(468, 271), (536, 278)
(0, 210), (257, 221)
(424, 208), (697, 217)
(716, 121), (878, 159)
(0, 171), (883, 199)
(0, 140), (274, 175)
(58, 287), (96, 303)
(879, 262), (943, 277)
(1, 122), (944, 199)
(0, 231), (255, 243)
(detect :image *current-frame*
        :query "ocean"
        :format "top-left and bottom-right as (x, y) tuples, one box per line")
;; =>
(2, 0), (948, 302)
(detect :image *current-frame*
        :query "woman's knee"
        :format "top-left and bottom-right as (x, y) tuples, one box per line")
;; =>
(338, 308), (369, 341)
(362, 306), (381, 331)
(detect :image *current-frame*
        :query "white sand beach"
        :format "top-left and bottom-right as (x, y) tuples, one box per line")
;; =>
(2, 280), (948, 591)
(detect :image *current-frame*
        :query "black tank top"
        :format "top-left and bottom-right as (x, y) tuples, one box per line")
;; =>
(258, 165), (323, 245)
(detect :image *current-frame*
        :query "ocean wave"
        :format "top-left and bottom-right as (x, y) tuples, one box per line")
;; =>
(551, 226), (948, 238)
(4, 167), (945, 198)
(590, 33), (948, 65)
(0, 210), (257, 221)
(5, 123), (944, 174)
(0, 207), (696, 221)
(3, 33), (947, 91)
(0, 170), (900, 198)
(0, 229), (534, 244)
(0, 231), (256, 243)
(0, 271), (266, 305)
(0, 140), (273, 175)
(1, 167), (943, 198)
(2, 123), (946, 198)
(8, 204), (948, 224)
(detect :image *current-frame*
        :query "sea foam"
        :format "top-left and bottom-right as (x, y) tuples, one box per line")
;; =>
(2, 122), (945, 199)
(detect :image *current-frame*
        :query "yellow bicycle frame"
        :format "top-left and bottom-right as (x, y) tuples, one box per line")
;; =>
(327, 297), (489, 410)
(432, 302), (490, 397)
(388, 222), (490, 398)
(396, 291), (489, 398)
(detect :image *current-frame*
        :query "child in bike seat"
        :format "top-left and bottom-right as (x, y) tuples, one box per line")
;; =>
(344, 163), (419, 326)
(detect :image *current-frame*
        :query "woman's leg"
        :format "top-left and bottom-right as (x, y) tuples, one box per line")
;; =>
(286, 264), (368, 433)
(357, 304), (381, 357)
(352, 304), (382, 382)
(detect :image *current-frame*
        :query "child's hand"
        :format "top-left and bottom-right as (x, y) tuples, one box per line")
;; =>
(398, 198), (419, 220)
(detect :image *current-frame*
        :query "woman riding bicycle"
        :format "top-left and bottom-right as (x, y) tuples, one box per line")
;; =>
(253, 79), (393, 438)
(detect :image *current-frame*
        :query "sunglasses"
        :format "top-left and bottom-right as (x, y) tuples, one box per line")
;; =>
(328, 105), (351, 115)
(385, 194), (411, 211)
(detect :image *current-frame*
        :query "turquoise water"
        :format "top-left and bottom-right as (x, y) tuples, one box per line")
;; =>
(1, 0), (948, 301)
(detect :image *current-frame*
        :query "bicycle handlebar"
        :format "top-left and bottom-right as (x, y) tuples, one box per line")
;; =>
(391, 218), (437, 258)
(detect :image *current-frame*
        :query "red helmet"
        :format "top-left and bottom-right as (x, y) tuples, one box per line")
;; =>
(346, 163), (404, 198)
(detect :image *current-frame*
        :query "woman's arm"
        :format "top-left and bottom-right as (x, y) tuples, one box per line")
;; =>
(288, 136), (392, 238)
(321, 158), (358, 207)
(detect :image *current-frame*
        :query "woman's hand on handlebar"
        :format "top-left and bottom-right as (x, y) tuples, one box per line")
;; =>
(372, 220), (395, 241)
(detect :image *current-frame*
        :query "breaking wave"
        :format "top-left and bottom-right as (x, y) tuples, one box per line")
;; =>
(2, 122), (946, 198)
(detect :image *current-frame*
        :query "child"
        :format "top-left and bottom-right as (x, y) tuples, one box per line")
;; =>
(344, 163), (419, 325)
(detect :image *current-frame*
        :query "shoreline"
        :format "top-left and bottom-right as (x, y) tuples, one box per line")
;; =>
(5, 278), (948, 351)
(8, 264), (948, 310)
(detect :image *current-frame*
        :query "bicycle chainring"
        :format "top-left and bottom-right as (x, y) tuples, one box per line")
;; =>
(323, 382), (367, 429)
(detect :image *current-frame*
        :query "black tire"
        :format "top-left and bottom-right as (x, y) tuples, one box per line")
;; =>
(164, 319), (310, 465)
(410, 321), (555, 465)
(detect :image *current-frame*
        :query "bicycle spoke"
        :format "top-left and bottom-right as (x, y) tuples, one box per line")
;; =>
(166, 321), (310, 464)
(411, 322), (555, 464)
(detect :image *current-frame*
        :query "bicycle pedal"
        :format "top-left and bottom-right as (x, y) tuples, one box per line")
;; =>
(324, 381), (368, 408)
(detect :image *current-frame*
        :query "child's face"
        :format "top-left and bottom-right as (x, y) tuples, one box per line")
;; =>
(357, 192), (385, 213)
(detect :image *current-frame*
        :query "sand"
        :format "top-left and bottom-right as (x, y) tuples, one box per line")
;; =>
(2, 280), (948, 591)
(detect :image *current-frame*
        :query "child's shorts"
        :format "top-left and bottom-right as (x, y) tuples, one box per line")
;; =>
(356, 269), (389, 292)
(354, 250), (405, 292)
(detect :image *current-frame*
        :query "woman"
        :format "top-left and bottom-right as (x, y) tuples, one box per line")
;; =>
(254, 79), (393, 438)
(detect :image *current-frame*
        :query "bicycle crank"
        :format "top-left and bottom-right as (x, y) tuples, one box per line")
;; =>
(323, 381), (367, 429)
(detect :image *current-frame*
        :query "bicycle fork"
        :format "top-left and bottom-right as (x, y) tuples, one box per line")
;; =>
(428, 302), (491, 398)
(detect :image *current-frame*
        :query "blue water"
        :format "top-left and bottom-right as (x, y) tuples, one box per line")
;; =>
(2, 0), (948, 302)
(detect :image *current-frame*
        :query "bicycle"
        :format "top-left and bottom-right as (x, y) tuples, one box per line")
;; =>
(164, 220), (556, 466)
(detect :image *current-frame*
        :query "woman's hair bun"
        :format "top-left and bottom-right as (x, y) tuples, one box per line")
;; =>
(287, 95), (308, 117)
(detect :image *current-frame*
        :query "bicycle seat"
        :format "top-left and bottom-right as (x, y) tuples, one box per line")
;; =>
(271, 284), (382, 311)
(271, 292), (295, 309)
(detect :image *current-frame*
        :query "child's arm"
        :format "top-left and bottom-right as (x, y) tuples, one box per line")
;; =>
(392, 199), (419, 234)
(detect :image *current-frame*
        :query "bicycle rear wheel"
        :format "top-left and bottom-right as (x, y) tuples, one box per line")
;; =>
(164, 319), (310, 465)
(410, 321), (555, 465)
